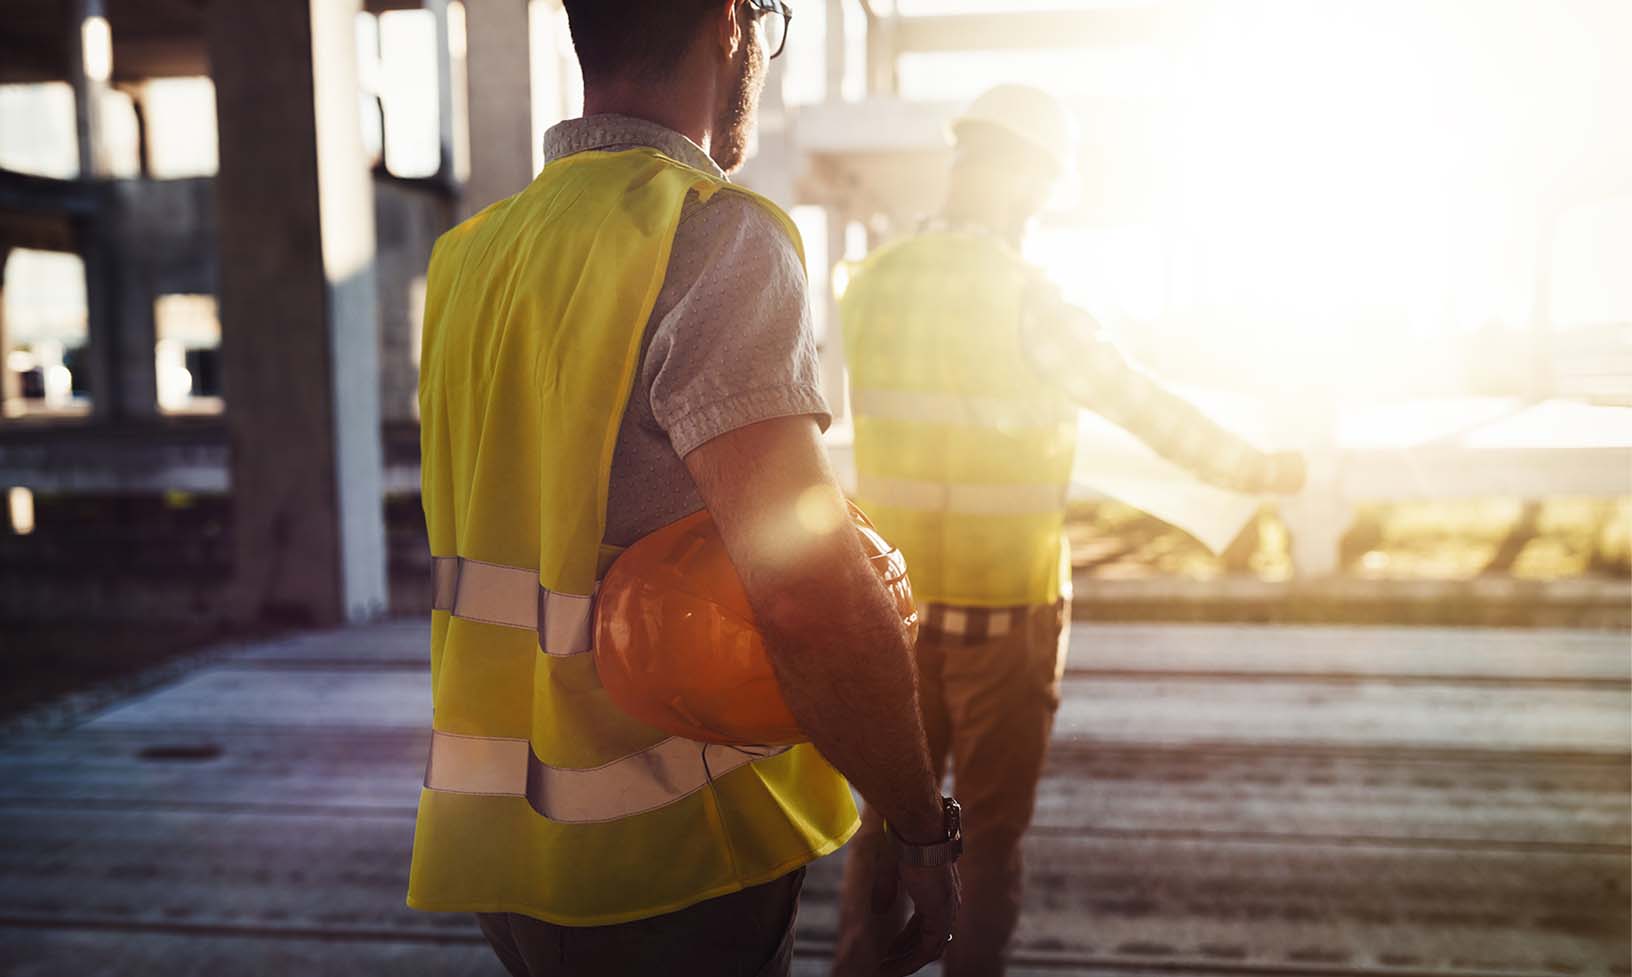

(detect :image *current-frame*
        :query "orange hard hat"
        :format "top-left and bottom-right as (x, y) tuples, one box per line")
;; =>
(594, 501), (918, 747)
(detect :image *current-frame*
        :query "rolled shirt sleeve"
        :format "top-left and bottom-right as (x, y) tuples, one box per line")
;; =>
(1020, 281), (1283, 494)
(643, 192), (832, 458)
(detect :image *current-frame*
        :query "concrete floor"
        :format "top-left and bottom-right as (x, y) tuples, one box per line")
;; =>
(0, 621), (1627, 977)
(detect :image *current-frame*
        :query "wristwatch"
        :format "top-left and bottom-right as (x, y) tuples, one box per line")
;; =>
(887, 796), (963, 867)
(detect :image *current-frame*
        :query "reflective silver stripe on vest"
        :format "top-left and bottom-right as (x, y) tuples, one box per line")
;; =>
(430, 556), (594, 657)
(423, 729), (789, 824)
(852, 389), (1076, 430)
(856, 473), (1066, 517)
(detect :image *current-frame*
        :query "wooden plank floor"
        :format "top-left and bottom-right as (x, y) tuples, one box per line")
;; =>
(1, 620), (1627, 977)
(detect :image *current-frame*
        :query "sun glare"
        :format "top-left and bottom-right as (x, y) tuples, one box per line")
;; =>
(1016, 0), (1630, 402)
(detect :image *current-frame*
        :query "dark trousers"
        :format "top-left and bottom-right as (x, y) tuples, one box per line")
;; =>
(477, 868), (805, 977)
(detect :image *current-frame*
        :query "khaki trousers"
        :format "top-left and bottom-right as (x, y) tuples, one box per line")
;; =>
(831, 601), (1070, 977)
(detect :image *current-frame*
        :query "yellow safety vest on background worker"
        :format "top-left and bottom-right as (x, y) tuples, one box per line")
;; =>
(842, 230), (1078, 607)
(409, 148), (858, 926)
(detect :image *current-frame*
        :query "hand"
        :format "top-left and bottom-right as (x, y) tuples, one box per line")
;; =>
(873, 860), (961, 977)
(1266, 451), (1307, 494)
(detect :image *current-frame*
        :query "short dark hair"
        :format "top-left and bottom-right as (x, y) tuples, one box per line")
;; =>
(562, 0), (723, 85)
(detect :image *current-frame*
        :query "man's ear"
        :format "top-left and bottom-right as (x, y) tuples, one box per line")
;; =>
(715, 0), (743, 60)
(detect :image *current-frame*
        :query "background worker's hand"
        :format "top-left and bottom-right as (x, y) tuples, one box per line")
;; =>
(1266, 451), (1308, 494)
(874, 860), (961, 977)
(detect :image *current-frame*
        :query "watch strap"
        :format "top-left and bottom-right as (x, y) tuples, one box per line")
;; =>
(887, 796), (963, 867)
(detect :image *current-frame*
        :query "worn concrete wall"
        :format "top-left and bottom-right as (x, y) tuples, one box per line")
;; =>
(103, 177), (218, 417)
(460, 0), (533, 218)
(208, 0), (386, 627)
(0, 245), (13, 408)
(373, 181), (452, 424)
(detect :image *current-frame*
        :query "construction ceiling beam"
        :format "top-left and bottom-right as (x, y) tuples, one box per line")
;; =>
(0, 210), (79, 254)
(0, 169), (100, 219)
(110, 37), (208, 81)
(892, 9), (1175, 54)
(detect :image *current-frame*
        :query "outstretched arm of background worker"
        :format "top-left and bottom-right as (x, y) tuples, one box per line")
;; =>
(1022, 287), (1306, 494)
(686, 414), (959, 975)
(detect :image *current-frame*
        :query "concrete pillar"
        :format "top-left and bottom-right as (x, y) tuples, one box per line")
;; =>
(67, 0), (125, 417)
(1528, 208), (1558, 401)
(106, 185), (159, 418)
(67, 0), (114, 179)
(129, 88), (152, 179)
(1278, 396), (1345, 579)
(428, 0), (461, 182)
(208, 0), (388, 625)
(819, 208), (849, 421)
(461, 0), (534, 218)
(0, 246), (15, 412)
(863, 5), (898, 96)
(74, 211), (120, 416)
(825, 0), (846, 102)
(820, 0), (851, 420)
(111, 251), (157, 417)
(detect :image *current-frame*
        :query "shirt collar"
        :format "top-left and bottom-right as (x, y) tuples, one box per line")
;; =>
(542, 114), (725, 180)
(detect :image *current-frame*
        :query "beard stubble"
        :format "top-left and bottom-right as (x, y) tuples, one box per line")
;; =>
(709, 29), (766, 173)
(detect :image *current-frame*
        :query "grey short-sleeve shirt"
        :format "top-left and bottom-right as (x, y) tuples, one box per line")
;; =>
(541, 115), (831, 547)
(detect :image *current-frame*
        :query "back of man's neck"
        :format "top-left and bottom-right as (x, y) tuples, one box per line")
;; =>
(583, 87), (710, 155)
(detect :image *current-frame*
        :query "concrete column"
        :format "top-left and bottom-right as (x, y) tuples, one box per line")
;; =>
(0, 246), (15, 412)
(863, 6), (899, 96)
(106, 184), (159, 418)
(460, 0), (534, 218)
(110, 239), (158, 417)
(67, 0), (113, 179)
(427, 0), (461, 182)
(819, 208), (849, 421)
(73, 211), (120, 416)
(67, 0), (124, 417)
(208, 0), (388, 625)
(1528, 208), (1558, 401)
(1278, 397), (1345, 579)
(825, 0), (846, 102)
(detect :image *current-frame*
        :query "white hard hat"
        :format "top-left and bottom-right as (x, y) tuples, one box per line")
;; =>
(949, 84), (1077, 177)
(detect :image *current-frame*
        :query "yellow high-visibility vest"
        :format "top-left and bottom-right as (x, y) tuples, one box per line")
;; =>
(410, 148), (858, 926)
(842, 230), (1077, 607)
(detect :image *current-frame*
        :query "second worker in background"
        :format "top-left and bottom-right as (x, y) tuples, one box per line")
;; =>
(832, 85), (1306, 977)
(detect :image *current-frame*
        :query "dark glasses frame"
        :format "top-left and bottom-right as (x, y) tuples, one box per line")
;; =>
(742, 0), (793, 60)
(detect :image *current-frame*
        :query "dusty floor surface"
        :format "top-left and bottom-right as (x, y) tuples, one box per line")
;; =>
(1, 620), (1627, 976)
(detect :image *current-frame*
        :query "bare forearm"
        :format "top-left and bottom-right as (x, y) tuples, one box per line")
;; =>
(1096, 374), (1283, 492)
(683, 416), (945, 844)
(1024, 294), (1291, 492)
(755, 531), (944, 842)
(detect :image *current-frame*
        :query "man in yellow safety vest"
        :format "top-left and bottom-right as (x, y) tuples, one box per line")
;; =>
(410, 3), (959, 975)
(832, 85), (1307, 976)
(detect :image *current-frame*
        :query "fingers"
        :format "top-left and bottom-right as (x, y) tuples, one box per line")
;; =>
(876, 912), (951, 977)
(876, 867), (959, 977)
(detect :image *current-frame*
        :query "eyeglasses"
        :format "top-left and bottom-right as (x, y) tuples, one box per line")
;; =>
(742, 0), (793, 60)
